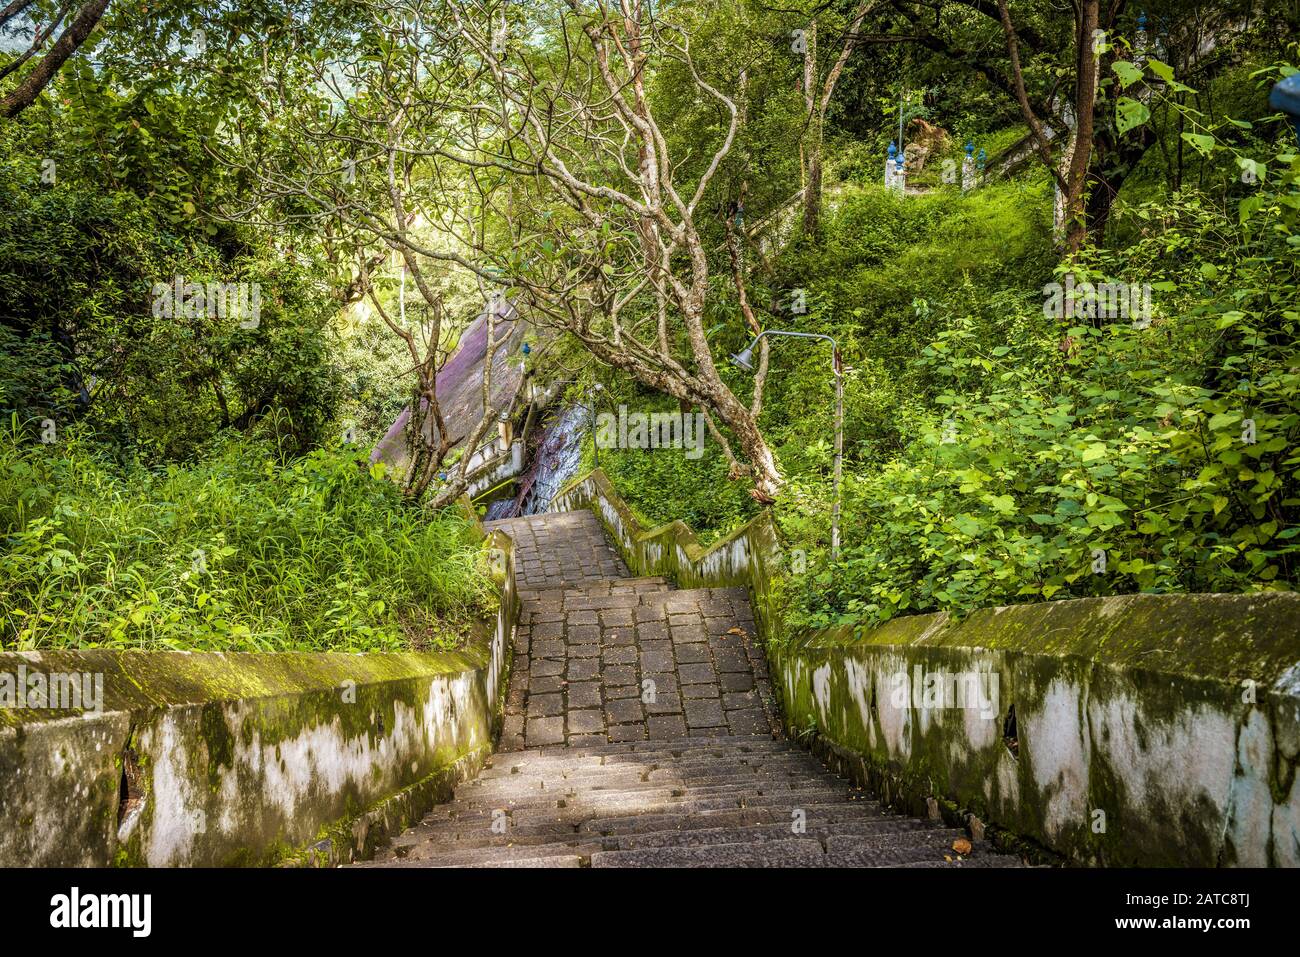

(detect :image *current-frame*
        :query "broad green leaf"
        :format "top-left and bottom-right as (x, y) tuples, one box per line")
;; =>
(1181, 132), (1216, 156)
(1112, 61), (1144, 89)
(1147, 59), (1176, 83)
(1116, 97), (1150, 135)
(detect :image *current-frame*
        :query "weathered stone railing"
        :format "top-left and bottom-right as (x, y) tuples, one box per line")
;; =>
(775, 593), (1300, 867)
(0, 527), (517, 868)
(553, 468), (1300, 867)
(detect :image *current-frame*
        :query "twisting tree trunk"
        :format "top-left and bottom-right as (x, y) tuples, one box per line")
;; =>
(1, 0), (112, 118)
(801, 2), (877, 236)
(449, 0), (787, 499)
(800, 19), (820, 235)
(209, 8), (512, 509)
(997, 0), (1099, 254)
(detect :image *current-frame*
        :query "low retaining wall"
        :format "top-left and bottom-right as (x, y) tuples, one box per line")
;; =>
(0, 528), (517, 867)
(774, 593), (1300, 867)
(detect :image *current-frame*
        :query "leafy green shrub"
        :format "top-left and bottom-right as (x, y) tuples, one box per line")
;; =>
(784, 186), (1299, 627)
(584, 440), (759, 545)
(0, 429), (495, 652)
(0, 128), (344, 461)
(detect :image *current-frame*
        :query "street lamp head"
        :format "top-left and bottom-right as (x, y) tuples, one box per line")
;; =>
(730, 346), (755, 372)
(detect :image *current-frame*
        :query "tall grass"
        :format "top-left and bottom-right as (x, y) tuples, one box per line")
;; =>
(0, 427), (495, 652)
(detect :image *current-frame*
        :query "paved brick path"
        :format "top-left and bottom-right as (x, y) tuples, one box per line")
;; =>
(489, 510), (628, 590)
(358, 510), (1024, 868)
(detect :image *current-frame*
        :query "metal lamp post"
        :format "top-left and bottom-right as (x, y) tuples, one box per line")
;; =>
(730, 330), (844, 559)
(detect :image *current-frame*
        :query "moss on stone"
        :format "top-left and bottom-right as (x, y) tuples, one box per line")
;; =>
(0, 531), (519, 868)
(788, 592), (1300, 687)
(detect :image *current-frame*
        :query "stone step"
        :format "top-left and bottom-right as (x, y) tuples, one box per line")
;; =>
(443, 855), (585, 868)
(379, 839), (606, 867)
(482, 751), (791, 775)
(481, 751), (795, 777)
(522, 585), (751, 616)
(463, 763), (843, 795)
(551, 585), (751, 610)
(379, 829), (587, 856)
(395, 818), (584, 844)
(376, 816), (954, 867)
(606, 818), (944, 851)
(436, 785), (857, 822)
(437, 780), (862, 812)
(400, 799), (895, 848)
(590, 839), (828, 868)
(414, 789), (867, 832)
(477, 751), (823, 780)
(824, 833), (1018, 867)
(483, 736), (792, 764)
(461, 776), (845, 803)
(586, 824), (993, 869)
(522, 576), (673, 599)
(471, 765), (831, 791)
(376, 829), (1015, 869)
(384, 801), (933, 860)
(577, 801), (896, 836)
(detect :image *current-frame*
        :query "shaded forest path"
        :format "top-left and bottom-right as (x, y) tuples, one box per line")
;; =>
(357, 510), (1024, 867)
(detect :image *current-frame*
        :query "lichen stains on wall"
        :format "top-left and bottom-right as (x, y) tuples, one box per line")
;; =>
(775, 593), (1300, 867)
(130, 668), (491, 866)
(1023, 677), (1090, 847)
(0, 533), (519, 868)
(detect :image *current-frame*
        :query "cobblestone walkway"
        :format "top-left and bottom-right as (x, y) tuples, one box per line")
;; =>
(487, 512), (780, 748)
(360, 510), (1023, 868)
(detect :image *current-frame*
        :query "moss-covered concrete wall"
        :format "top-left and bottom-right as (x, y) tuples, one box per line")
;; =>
(0, 529), (518, 868)
(555, 469), (1300, 866)
(775, 594), (1300, 867)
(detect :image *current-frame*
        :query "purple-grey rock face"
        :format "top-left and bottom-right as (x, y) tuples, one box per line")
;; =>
(370, 297), (530, 476)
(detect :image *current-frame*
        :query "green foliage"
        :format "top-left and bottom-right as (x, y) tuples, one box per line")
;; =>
(0, 428), (494, 652)
(591, 440), (759, 546)
(576, 384), (759, 544)
(5, 0), (1298, 651)
(785, 184), (1300, 627)
(0, 172), (345, 460)
(778, 178), (1056, 354)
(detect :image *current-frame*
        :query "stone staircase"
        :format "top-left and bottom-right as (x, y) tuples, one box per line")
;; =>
(355, 510), (1023, 868)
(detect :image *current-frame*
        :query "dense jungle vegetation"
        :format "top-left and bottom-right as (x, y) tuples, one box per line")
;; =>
(1, 1), (1297, 648)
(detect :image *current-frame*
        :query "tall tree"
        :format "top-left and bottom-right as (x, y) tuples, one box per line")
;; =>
(797, 0), (878, 236)
(210, 5), (515, 506)
(451, 0), (788, 499)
